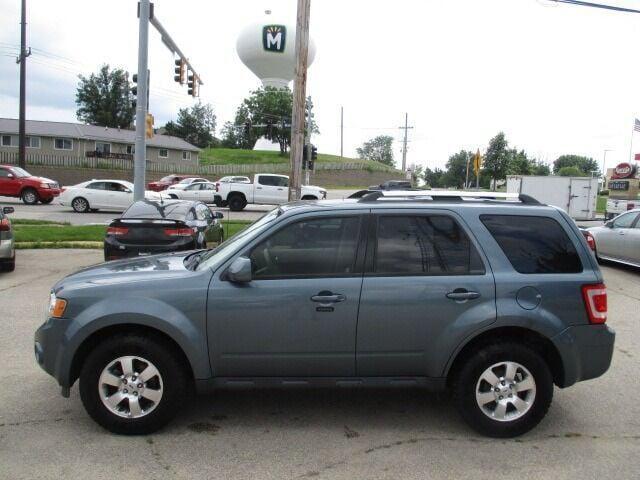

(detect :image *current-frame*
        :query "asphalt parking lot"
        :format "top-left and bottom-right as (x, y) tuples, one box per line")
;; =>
(0, 250), (638, 479)
(0, 190), (357, 225)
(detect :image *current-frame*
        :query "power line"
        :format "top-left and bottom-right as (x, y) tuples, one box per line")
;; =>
(546, 0), (640, 13)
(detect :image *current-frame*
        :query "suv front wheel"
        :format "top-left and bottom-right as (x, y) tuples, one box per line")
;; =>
(79, 334), (188, 435)
(452, 342), (553, 438)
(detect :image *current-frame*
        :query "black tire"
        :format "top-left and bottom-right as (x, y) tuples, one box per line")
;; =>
(72, 197), (90, 213)
(0, 257), (15, 272)
(40, 198), (54, 204)
(21, 188), (39, 205)
(79, 334), (189, 435)
(301, 195), (318, 200)
(452, 342), (553, 438)
(228, 194), (247, 212)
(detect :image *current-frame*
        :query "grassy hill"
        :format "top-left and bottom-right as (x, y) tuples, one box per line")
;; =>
(199, 147), (386, 167)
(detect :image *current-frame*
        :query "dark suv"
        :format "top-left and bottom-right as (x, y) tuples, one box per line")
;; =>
(34, 191), (614, 437)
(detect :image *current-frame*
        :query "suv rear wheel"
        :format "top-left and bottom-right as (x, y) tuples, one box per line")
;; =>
(79, 334), (188, 435)
(21, 188), (39, 205)
(452, 342), (553, 438)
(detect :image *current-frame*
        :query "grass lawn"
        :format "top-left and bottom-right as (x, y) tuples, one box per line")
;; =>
(13, 220), (251, 249)
(596, 195), (607, 213)
(199, 147), (388, 168)
(11, 219), (70, 226)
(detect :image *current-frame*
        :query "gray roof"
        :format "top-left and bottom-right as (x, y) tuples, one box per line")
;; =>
(0, 118), (200, 152)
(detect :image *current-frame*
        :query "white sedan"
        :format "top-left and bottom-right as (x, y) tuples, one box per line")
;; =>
(59, 180), (161, 213)
(164, 181), (217, 204)
(166, 177), (208, 189)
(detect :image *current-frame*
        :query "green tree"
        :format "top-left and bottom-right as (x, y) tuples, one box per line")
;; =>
(357, 135), (395, 166)
(553, 155), (598, 176)
(227, 87), (319, 154)
(75, 64), (135, 128)
(531, 160), (551, 176)
(506, 149), (533, 175)
(483, 132), (510, 190)
(423, 167), (445, 188)
(558, 165), (584, 176)
(163, 102), (217, 148)
(443, 150), (473, 188)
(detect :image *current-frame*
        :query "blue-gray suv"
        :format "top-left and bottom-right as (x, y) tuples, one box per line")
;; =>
(34, 192), (615, 437)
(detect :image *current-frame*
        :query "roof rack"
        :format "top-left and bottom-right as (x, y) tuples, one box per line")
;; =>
(358, 190), (542, 205)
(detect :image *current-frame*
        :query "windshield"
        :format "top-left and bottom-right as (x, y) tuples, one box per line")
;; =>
(10, 167), (31, 178)
(196, 207), (281, 271)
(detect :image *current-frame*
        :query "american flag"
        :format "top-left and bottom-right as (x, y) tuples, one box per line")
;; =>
(634, 118), (640, 132)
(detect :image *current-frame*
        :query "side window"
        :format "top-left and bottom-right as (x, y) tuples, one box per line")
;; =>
(276, 177), (289, 187)
(249, 217), (361, 278)
(195, 205), (208, 221)
(374, 215), (485, 276)
(87, 182), (106, 190)
(480, 215), (582, 274)
(612, 212), (638, 229)
(0, 168), (11, 178)
(258, 175), (276, 186)
(108, 182), (128, 192)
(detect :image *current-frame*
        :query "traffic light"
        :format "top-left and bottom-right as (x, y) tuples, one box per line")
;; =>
(311, 145), (317, 160)
(131, 71), (149, 109)
(145, 113), (154, 139)
(187, 73), (198, 97)
(174, 59), (185, 84)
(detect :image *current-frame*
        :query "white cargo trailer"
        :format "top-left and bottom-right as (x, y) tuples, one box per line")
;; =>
(506, 175), (598, 220)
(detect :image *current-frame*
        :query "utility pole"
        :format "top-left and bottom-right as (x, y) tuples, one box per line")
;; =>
(133, 0), (150, 201)
(305, 100), (312, 186)
(398, 112), (413, 172)
(464, 152), (471, 190)
(340, 106), (344, 160)
(288, 0), (311, 201)
(17, 0), (31, 170)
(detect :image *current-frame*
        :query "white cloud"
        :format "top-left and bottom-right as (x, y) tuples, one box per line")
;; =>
(1, 0), (639, 172)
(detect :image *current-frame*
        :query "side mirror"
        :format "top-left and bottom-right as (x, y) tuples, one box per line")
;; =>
(605, 221), (613, 228)
(2, 207), (14, 214)
(226, 256), (252, 283)
(6, 173), (14, 179)
(124, 188), (132, 194)
(214, 211), (224, 219)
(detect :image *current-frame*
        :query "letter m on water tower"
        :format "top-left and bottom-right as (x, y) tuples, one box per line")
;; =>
(263, 25), (286, 53)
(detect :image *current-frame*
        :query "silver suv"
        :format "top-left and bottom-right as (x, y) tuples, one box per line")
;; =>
(35, 191), (615, 437)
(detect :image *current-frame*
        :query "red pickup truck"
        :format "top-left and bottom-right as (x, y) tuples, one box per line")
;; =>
(0, 165), (61, 204)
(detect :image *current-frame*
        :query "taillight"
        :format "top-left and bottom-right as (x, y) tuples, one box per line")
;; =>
(0, 218), (10, 232)
(584, 232), (596, 252)
(164, 227), (195, 237)
(107, 226), (129, 236)
(582, 283), (607, 324)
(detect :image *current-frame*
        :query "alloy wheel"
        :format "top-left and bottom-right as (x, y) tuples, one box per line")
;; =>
(98, 356), (163, 419)
(475, 361), (536, 422)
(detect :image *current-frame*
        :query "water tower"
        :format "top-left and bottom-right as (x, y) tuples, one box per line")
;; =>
(236, 10), (316, 88)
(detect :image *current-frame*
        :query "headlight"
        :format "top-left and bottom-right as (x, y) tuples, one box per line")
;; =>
(40, 182), (50, 189)
(49, 292), (67, 318)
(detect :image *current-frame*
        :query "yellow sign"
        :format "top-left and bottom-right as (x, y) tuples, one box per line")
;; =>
(473, 149), (482, 176)
(145, 113), (154, 139)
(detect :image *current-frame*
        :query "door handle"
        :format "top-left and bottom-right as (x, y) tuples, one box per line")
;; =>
(256, 187), (262, 190)
(311, 292), (346, 304)
(446, 289), (480, 301)
(277, 188), (284, 191)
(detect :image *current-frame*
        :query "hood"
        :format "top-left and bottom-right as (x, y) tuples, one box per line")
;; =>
(302, 185), (326, 192)
(32, 176), (57, 184)
(53, 251), (195, 293)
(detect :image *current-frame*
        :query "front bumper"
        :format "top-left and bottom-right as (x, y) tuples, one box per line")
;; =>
(34, 316), (74, 389)
(552, 324), (615, 388)
(38, 188), (61, 200)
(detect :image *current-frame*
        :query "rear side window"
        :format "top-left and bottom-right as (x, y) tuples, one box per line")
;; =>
(480, 215), (582, 274)
(374, 215), (485, 276)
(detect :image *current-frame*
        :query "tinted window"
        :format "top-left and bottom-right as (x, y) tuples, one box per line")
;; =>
(374, 215), (485, 275)
(480, 215), (582, 274)
(258, 175), (277, 186)
(612, 212), (638, 229)
(87, 182), (106, 190)
(107, 182), (129, 192)
(250, 217), (361, 278)
(0, 168), (11, 178)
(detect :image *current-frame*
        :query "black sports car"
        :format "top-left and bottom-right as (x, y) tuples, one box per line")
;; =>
(104, 199), (224, 261)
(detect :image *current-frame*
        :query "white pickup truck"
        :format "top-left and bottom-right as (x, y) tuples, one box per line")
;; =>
(214, 173), (327, 211)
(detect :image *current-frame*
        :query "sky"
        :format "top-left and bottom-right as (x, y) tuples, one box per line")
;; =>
(2, 0), (640, 172)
